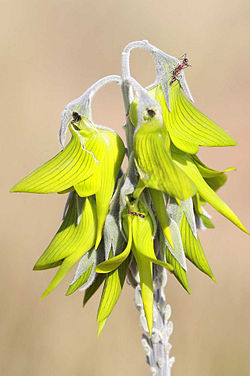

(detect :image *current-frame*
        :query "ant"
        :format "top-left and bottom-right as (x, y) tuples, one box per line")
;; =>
(128, 209), (145, 218)
(170, 53), (191, 85)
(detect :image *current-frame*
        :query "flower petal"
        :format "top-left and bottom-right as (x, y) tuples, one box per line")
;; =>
(150, 189), (174, 249)
(96, 217), (132, 273)
(155, 83), (237, 153)
(97, 319), (107, 337)
(165, 247), (190, 293)
(74, 128), (107, 196)
(131, 210), (173, 272)
(34, 194), (97, 269)
(94, 128), (125, 248)
(172, 150), (249, 234)
(10, 126), (97, 194)
(134, 122), (197, 200)
(192, 155), (235, 179)
(150, 190), (187, 270)
(38, 196), (97, 298)
(180, 213), (215, 281)
(97, 254), (130, 322)
(83, 274), (105, 306)
(133, 253), (153, 335)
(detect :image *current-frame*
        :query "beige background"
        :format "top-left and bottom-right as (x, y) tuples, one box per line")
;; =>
(1, 0), (250, 375)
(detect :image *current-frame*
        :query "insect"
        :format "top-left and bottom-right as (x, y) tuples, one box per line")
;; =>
(170, 53), (191, 85)
(128, 209), (145, 218)
(72, 112), (81, 122)
(147, 108), (156, 118)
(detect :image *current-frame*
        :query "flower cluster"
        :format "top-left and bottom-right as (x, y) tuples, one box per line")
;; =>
(11, 41), (248, 336)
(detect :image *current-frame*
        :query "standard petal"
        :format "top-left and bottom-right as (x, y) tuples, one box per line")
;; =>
(10, 126), (98, 194)
(94, 128), (125, 248)
(155, 83), (237, 153)
(74, 128), (107, 196)
(131, 211), (173, 272)
(134, 124), (197, 200)
(74, 169), (102, 196)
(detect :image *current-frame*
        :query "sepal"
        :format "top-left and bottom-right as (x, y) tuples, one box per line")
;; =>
(133, 103), (196, 200)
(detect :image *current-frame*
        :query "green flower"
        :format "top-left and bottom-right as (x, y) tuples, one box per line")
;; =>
(10, 123), (97, 194)
(96, 199), (173, 335)
(153, 81), (237, 154)
(11, 116), (125, 248)
(171, 147), (248, 233)
(131, 96), (197, 200)
(34, 192), (97, 298)
(129, 86), (248, 234)
(127, 79), (248, 296)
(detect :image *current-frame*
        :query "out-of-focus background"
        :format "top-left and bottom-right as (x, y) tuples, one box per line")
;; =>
(1, 1), (250, 375)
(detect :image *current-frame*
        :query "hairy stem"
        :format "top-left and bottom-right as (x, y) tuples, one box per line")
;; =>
(121, 41), (175, 375)
(135, 268), (175, 376)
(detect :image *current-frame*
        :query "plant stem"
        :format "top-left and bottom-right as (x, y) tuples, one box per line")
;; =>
(60, 75), (121, 146)
(135, 268), (175, 376)
(121, 42), (175, 375)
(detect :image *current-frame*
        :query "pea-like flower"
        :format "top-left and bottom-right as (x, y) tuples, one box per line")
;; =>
(127, 77), (248, 296)
(171, 147), (248, 233)
(129, 84), (248, 234)
(130, 94), (197, 200)
(153, 81), (237, 154)
(96, 199), (174, 335)
(11, 115), (125, 248)
(34, 192), (97, 298)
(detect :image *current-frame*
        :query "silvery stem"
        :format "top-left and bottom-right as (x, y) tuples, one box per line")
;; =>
(134, 268), (175, 376)
(121, 42), (175, 375)
(60, 75), (121, 146)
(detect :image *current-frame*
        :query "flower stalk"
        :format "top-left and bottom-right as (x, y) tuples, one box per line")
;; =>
(121, 50), (175, 373)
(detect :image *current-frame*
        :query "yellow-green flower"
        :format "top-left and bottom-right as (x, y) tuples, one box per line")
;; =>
(152, 81), (237, 154)
(131, 99), (197, 200)
(171, 146), (248, 233)
(11, 116), (125, 248)
(96, 199), (174, 335)
(129, 86), (248, 235)
(34, 192), (97, 298)
(127, 78), (248, 296)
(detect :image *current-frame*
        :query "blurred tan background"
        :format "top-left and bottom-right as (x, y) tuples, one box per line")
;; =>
(1, 0), (250, 375)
